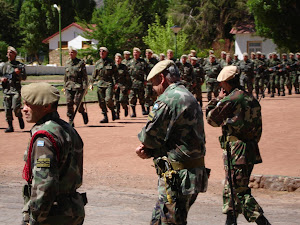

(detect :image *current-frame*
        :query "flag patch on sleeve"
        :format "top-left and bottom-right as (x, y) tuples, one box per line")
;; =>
(37, 140), (45, 147)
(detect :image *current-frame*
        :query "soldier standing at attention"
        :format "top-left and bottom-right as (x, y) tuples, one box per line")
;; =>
(21, 82), (86, 225)
(191, 56), (205, 107)
(225, 53), (232, 66)
(128, 47), (148, 117)
(237, 52), (254, 95)
(179, 54), (195, 92)
(144, 49), (158, 115)
(64, 46), (88, 126)
(219, 51), (227, 68)
(136, 60), (208, 225)
(253, 52), (266, 99)
(204, 54), (222, 101)
(114, 53), (131, 118)
(122, 51), (131, 67)
(159, 53), (165, 61)
(250, 52), (256, 63)
(0, 46), (26, 132)
(92, 46), (117, 123)
(206, 66), (271, 225)
(232, 54), (240, 66)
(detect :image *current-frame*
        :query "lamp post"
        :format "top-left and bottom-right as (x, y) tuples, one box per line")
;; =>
(53, 4), (62, 66)
(170, 25), (181, 59)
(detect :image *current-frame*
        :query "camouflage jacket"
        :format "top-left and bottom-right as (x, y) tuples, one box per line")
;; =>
(128, 58), (148, 89)
(0, 60), (26, 94)
(121, 58), (131, 67)
(192, 63), (205, 85)
(145, 57), (158, 85)
(268, 58), (282, 76)
(64, 58), (88, 91)
(219, 58), (227, 68)
(23, 111), (84, 223)
(253, 58), (267, 77)
(138, 82), (207, 194)
(206, 88), (262, 165)
(232, 59), (240, 66)
(115, 63), (131, 89)
(204, 61), (222, 83)
(179, 62), (195, 85)
(237, 59), (254, 77)
(92, 57), (117, 87)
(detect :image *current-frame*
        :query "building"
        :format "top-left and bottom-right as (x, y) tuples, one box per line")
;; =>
(230, 23), (277, 59)
(42, 22), (98, 66)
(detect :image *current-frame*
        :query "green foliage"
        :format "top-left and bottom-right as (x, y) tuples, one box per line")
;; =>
(248, 0), (300, 51)
(143, 15), (188, 58)
(82, 0), (142, 56)
(0, 41), (9, 62)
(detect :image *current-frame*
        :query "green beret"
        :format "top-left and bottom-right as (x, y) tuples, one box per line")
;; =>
(21, 83), (60, 106)
(217, 66), (238, 82)
(147, 60), (175, 81)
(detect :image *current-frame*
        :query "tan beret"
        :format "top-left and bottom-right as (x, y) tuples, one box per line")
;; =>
(282, 53), (287, 56)
(68, 46), (77, 52)
(234, 54), (238, 57)
(296, 53), (300, 56)
(190, 50), (196, 53)
(190, 57), (197, 61)
(160, 53), (165, 57)
(217, 66), (238, 82)
(256, 51), (262, 55)
(181, 54), (188, 58)
(209, 54), (216, 58)
(221, 51), (226, 54)
(123, 51), (131, 55)
(167, 49), (173, 53)
(243, 52), (248, 57)
(115, 53), (122, 58)
(99, 47), (108, 52)
(21, 83), (60, 106)
(146, 49), (153, 53)
(289, 53), (294, 56)
(133, 47), (141, 52)
(147, 60), (175, 81)
(251, 52), (255, 55)
(209, 50), (214, 54)
(7, 46), (17, 54)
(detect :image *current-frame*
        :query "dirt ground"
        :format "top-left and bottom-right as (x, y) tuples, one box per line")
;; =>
(0, 92), (300, 224)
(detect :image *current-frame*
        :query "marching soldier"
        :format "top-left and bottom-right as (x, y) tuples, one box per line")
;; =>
(268, 53), (282, 97)
(253, 51), (267, 99)
(237, 52), (254, 94)
(281, 53), (291, 95)
(232, 54), (240, 66)
(295, 53), (300, 94)
(224, 53), (232, 66)
(92, 47), (118, 123)
(0, 46), (26, 132)
(64, 46), (88, 125)
(290, 53), (299, 94)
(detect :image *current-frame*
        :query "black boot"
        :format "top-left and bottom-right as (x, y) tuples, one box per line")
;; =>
(141, 104), (147, 115)
(18, 117), (25, 129)
(5, 121), (14, 133)
(69, 118), (74, 127)
(146, 106), (150, 115)
(115, 112), (120, 120)
(199, 100), (203, 107)
(270, 92), (274, 98)
(124, 106), (128, 117)
(111, 110), (117, 121)
(281, 91), (285, 96)
(82, 112), (89, 124)
(288, 89), (292, 95)
(100, 112), (108, 123)
(256, 215), (271, 225)
(225, 212), (237, 225)
(131, 106), (136, 117)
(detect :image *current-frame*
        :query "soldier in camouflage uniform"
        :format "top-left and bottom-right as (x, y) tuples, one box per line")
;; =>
(281, 53), (292, 95)
(159, 53), (165, 61)
(268, 53), (283, 97)
(206, 66), (271, 225)
(128, 47), (148, 117)
(179, 55), (195, 92)
(219, 51), (227, 68)
(64, 47), (88, 125)
(144, 49), (158, 114)
(136, 60), (208, 225)
(253, 52), (267, 99)
(237, 53), (254, 95)
(290, 53), (300, 94)
(204, 54), (222, 101)
(190, 56), (205, 107)
(232, 54), (240, 66)
(224, 53), (232, 66)
(122, 51), (131, 67)
(295, 53), (300, 94)
(114, 53), (132, 118)
(21, 82), (86, 225)
(92, 47), (117, 123)
(250, 52), (256, 63)
(0, 46), (26, 132)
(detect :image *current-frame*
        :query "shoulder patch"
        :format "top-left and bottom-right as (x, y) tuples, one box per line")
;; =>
(37, 140), (45, 147)
(153, 103), (159, 110)
(36, 158), (50, 168)
(147, 111), (155, 121)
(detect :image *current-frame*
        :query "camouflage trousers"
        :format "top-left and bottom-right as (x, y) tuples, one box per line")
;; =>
(270, 74), (285, 94)
(114, 85), (129, 113)
(193, 85), (203, 102)
(291, 73), (300, 91)
(129, 86), (145, 106)
(240, 74), (254, 94)
(3, 92), (22, 121)
(65, 89), (85, 119)
(145, 83), (157, 108)
(206, 81), (219, 101)
(254, 75), (264, 95)
(151, 176), (198, 225)
(97, 86), (114, 113)
(223, 164), (263, 222)
(285, 73), (292, 91)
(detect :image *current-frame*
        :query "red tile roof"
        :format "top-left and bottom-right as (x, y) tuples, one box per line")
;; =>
(230, 23), (256, 34)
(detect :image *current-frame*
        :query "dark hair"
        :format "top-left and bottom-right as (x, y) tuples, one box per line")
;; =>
(51, 101), (59, 110)
(162, 64), (180, 83)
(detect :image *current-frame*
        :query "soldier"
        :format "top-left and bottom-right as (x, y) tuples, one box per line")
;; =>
(268, 53), (282, 97)
(179, 54), (195, 92)
(290, 53), (300, 94)
(295, 53), (300, 94)
(237, 52), (254, 94)
(191, 56), (205, 107)
(21, 82), (86, 225)
(203, 49), (215, 66)
(206, 66), (271, 225)
(136, 60), (208, 225)
(0, 46), (26, 132)
(92, 46), (117, 123)
(250, 52), (256, 63)
(219, 51), (227, 68)
(64, 46), (88, 126)
(232, 54), (240, 66)
(114, 53), (131, 118)
(167, 49), (176, 63)
(144, 49), (158, 114)
(204, 54), (222, 101)
(128, 47), (148, 117)
(224, 53), (232, 66)
(281, 53), (291, 95)
(122, 51), (131, 67)
(159, 53), (165, 61)
(253, 51), (267, 99)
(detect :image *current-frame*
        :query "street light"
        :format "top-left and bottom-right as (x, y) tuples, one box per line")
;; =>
(170, 25), (182, 59)
(53, 4), (62, 66)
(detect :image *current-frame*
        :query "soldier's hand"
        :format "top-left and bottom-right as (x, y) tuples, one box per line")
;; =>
(136, 144), (151, 159)
(89, 84), (93, 90)
(218, 88), (227, 99)
(15, 68), (21, 75)
(1, 77), (8, 82)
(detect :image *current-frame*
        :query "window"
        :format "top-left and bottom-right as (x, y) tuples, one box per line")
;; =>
(247, 41), (262, 54)
(82, 41), (91, 49)
(58, 41), (68, 49)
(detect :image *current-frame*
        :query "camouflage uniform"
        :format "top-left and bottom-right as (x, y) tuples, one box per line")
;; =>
(64, 57), (88, 122)
(115, 63), (131, 116)
(237, 59), (254, 94)
(253, 58), (267, 98)
(232, 58), (240, 66)
(204, 60), (222, 101)
(138, 82), (208, 225)
(22, 111), (86, 225)
(92, 57), (117, 115)
(268, 57), (282, 97)
(122, 58), (131, 67)
(179, 61), (195, 92)
(219, 58), (227, 68)
(192, 63), (205, 106)
(0, 59), (26, 122)
(281, 57), (293, 95)
(293, 56), (300, 94)
(206, 88), (264, 222)
(145, 57), (158, 111)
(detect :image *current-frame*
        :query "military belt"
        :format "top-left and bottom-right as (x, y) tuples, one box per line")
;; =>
(226, 136), (239, 142)
(170, 157), (205, 170)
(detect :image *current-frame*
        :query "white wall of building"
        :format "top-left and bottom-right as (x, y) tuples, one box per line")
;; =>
(235, 33), (277, 59)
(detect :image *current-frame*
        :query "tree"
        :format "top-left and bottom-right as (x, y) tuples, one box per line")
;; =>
(248, 0), (300, 51)
(143, 15), (188, 58)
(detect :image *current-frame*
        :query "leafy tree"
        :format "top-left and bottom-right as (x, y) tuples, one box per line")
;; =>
(248, 0), (300, 51)
(0, 41), (9, 62)
(143, 15), (188, 58)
